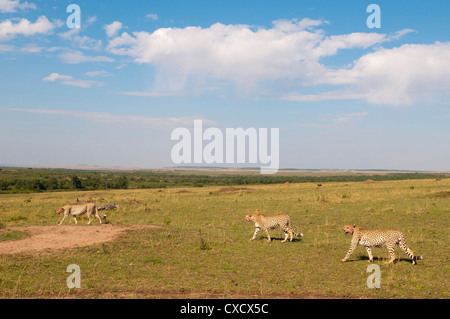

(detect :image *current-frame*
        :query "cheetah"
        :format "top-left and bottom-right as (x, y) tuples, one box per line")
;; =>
(341, 225), (423, 264)
(245, 214), (303, 242)
(57, 203), (103, 225)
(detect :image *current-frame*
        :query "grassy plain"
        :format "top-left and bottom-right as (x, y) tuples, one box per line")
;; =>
(0, 178), (449, 298)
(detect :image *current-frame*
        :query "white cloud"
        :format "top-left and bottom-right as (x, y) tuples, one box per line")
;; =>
(106, 19), (388, 94)
(316, 42), (450, 105)
(105, 18), (449, 105)
(105, 21), (123, 38)
(52, 19), (65, 28)
(58, 50), (114, 64)
(86, 16), (97, 25)
(20, 43), (45, 53)
(43, 73), (73, 82)
(311, 32), (386, 58)
(61, 79), (103, 88)
(106, 31), (136, 54)
(0, 16), (55, 41)
(85, 70), (110, 77)
(145, 14), (158, 21)
(0, 0), (35, 13)
(387, 28), (417, 41)
(58, 29), (103, 51)
(43, 73), (102, 88)
(0, 107), (216, 128)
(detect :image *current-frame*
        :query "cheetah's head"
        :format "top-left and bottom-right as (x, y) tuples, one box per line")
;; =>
(343, 225), (356, 234)
(245, 214), (256, 222)
(56, 207), (65, 214)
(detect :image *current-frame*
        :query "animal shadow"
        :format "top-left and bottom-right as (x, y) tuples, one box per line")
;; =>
(260, 236), (303, 243)
(356, 255), (415, 264)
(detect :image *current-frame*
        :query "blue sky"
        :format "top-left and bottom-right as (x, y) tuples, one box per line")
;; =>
(0, 0), (449, 170)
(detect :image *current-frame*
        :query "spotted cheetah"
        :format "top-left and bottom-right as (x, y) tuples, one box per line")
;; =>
(245, 214), (303, 242)
(341, 225), (423, 264)
(57, 203), (103, 225)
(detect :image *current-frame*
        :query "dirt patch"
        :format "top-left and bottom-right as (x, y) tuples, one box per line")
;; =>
(431, 191), (450, 198)
(214, 187), (257, 194)
(176, 190), (194, 194)
(363, 179), (379, 183)
(0, 224), (161, 255)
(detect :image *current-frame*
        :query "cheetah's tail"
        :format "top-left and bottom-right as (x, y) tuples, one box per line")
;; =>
(294, 231), (303, 238)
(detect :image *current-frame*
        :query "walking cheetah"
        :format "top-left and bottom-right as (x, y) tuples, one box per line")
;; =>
(341, 225), (423, 264)
(57, 203), (103, 225)
(245, 214), (303, 242)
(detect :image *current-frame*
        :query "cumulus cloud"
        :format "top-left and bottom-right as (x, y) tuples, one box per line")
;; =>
(105, 19), (391, 94)
(0, 16), (55, 41)
(104, 18), (449, 105)
(0, 0), (35, 13)
(105, 21), (123, 38)
(311, 32), (386, 58)
(309, 42), (450, 105)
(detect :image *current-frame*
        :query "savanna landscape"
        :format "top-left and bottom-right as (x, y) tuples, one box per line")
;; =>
(1, 0), (450, 308)
(0, 169), (448, 299)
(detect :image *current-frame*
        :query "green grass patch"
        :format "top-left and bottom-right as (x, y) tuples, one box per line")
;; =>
(0, 230), (30, 242)
(0, 178), (449, 298)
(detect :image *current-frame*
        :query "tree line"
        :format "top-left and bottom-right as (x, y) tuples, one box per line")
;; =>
(0, 168), (448, 194)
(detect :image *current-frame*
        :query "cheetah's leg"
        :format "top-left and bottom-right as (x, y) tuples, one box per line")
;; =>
(250, 227), (260, 241)
(341, 238), (358, 262)
(73, 216), (78, 225)
(386, 244), (396, 264)
(58, 213), (68, 225)
(94, 208), (103, 224)
(281, 231), (289, 243)
(286, 222), (294, 242)
(288, 227), (294, 242)
(281, 226), (290, 243)
(263, 228), (271, 242)
(366, 247), (374, 263)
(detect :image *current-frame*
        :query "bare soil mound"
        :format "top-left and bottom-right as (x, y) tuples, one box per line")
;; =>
(0, 224), (160, 255)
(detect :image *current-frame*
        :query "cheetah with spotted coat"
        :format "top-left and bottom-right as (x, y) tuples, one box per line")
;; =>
(57, 203), (103, 225)
(245, 214), (303, 242)
(341, 225), (423, 264)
